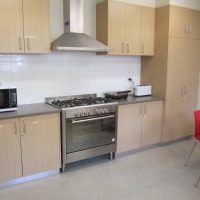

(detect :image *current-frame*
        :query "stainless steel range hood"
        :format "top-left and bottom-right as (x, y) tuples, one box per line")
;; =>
(51, 0), (112, 52)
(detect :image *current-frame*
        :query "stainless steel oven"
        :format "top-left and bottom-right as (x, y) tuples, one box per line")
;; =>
(46, 94), (117, 172)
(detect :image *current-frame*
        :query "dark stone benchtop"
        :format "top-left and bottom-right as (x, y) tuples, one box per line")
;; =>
(114, 95), (164, 106)
(0, 103), (61, 120)
(0, 96), (164, 120)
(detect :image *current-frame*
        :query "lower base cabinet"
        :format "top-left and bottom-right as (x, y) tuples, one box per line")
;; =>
(117, 101), (163, 154)
(0, 113), (61, 182)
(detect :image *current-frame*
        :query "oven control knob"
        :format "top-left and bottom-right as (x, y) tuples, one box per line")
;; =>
(96, 109), (100, 114)
(84, 112), (88, 116)
(81, 112), (85, 117)
(88, 110), (92, 115)
(104, 108), (109, 113)
(100, 109), (104, 114)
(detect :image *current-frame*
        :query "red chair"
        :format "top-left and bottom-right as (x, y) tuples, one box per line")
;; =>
(185, 110), (200, 187)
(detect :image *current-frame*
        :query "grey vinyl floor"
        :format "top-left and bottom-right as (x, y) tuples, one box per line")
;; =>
(0, 137), (200, 200)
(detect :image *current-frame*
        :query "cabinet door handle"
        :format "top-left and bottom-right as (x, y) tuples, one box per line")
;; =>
(185, 24), (188, 33)
(181, 86), (184, 96)
(19, 37), (22, 50)
(139, 105), (143, 115)
(126, 41), (130, 53)
(184, 85), (187, 95)
(122, 43), (125, 53)
(14, 122), (17, 134)
(27, 38), (31, 50)
(21, 121), (26, 136)
(143, 105), (147, 116)
(189, 24), (191, 33)
(141, 42), (144, 54)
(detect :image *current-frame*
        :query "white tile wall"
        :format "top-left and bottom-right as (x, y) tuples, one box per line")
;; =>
(0, 52), (141, 105)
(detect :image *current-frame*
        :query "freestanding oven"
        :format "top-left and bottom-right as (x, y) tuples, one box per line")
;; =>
(46, 94), (117, 172)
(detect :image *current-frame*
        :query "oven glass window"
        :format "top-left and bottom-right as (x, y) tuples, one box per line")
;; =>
(66, 117), (115, 153)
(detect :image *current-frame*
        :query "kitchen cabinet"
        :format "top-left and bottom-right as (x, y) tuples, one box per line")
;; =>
(141, 5), (200, 142)
(141, 6), (155, 55)
(117, 101), (163, 153)
(96, 0), (155, 56)
(0, 119), (22, 182)
(0, 0), (50, 54)
(0, 113), (61, 182)
(169, 5), (200, 39)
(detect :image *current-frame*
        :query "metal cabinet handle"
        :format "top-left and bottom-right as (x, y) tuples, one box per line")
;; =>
(126, 41), (130, 53)
(184, 85), (187, 95)
(19, 38), (22, 50)
(139, 105), (143, 115)
(27, 38), (31, 50)
(122, 43), (125, 53)
(189, 24), (191, 33)
(144, 105), (147, 116)
(185, 24), (188, 33)
(14, 122), (17, 134)
(141, 42), (144, 54)
(181, 86), (184, 96)
(21, 121), (26, 136)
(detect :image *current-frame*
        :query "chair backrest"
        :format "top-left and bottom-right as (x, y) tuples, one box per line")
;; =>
(194, 110), (200, 140)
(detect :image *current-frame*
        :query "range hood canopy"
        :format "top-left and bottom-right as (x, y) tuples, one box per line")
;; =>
(51, 0), (112, 52)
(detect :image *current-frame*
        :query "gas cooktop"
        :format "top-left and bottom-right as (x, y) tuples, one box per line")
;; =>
(46, 94), (117, 109)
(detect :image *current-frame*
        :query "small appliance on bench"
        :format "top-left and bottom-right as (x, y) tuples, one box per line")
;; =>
(133, 85), (152, 96)
(104, 90), (131, 100)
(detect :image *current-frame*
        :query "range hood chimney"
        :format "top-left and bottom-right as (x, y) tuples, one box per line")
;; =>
(51, 0), (112, 52)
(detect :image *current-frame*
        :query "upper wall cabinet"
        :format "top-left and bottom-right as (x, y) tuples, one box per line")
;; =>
(96, 0), (155, 56)
(169, 5), (200, 39)
(0, 0), (50, 54)
(141, 6), (155, 55)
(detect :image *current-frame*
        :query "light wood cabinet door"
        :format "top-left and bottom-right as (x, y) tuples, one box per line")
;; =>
(97, 1), (155, 56)
(163, 37), (199, 142)
(125, 4), (141, 55)
(0, 119), (22, 182)
(108, 0), (126, 55)
(141, 6), (155, 55)
(20, 113), (61, 176)
(117, 104), (141, 153)
(169, 5), (200, 39)
(187, 9), (200, 39)
(141, 101), (163, 147)
(184, 39), (200, 134)
(169, 5), (189, 38)
(23, 0), (50, 53)
(0, 0), (24, 53)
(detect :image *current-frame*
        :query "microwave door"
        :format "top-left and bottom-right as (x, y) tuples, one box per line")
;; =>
(0, 89), (10, 109)
(10, 89), (17, 107)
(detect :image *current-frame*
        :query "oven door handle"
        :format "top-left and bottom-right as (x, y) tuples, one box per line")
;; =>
(70, 115), (115, 124)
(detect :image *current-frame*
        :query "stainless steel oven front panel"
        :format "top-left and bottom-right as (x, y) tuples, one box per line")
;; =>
(66, 114), (115, 154)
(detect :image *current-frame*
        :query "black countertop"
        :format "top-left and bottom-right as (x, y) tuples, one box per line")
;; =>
(0, 103), (61, 120)
(114, 95), (164, 105)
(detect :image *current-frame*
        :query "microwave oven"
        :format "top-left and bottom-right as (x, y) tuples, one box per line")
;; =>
(0, 83), (17, 112)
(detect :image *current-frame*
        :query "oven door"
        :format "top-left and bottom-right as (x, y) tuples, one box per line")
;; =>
(66, 114), (115, 154)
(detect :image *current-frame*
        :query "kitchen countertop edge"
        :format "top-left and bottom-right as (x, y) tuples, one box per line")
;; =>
(115, 95), (164, 105)
(0, 103), (61, 120)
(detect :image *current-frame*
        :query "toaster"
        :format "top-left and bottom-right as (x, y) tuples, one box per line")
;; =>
(133, 85), (152, 96)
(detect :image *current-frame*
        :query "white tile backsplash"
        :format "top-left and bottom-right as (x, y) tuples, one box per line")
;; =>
(0, 52), (141, 104)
